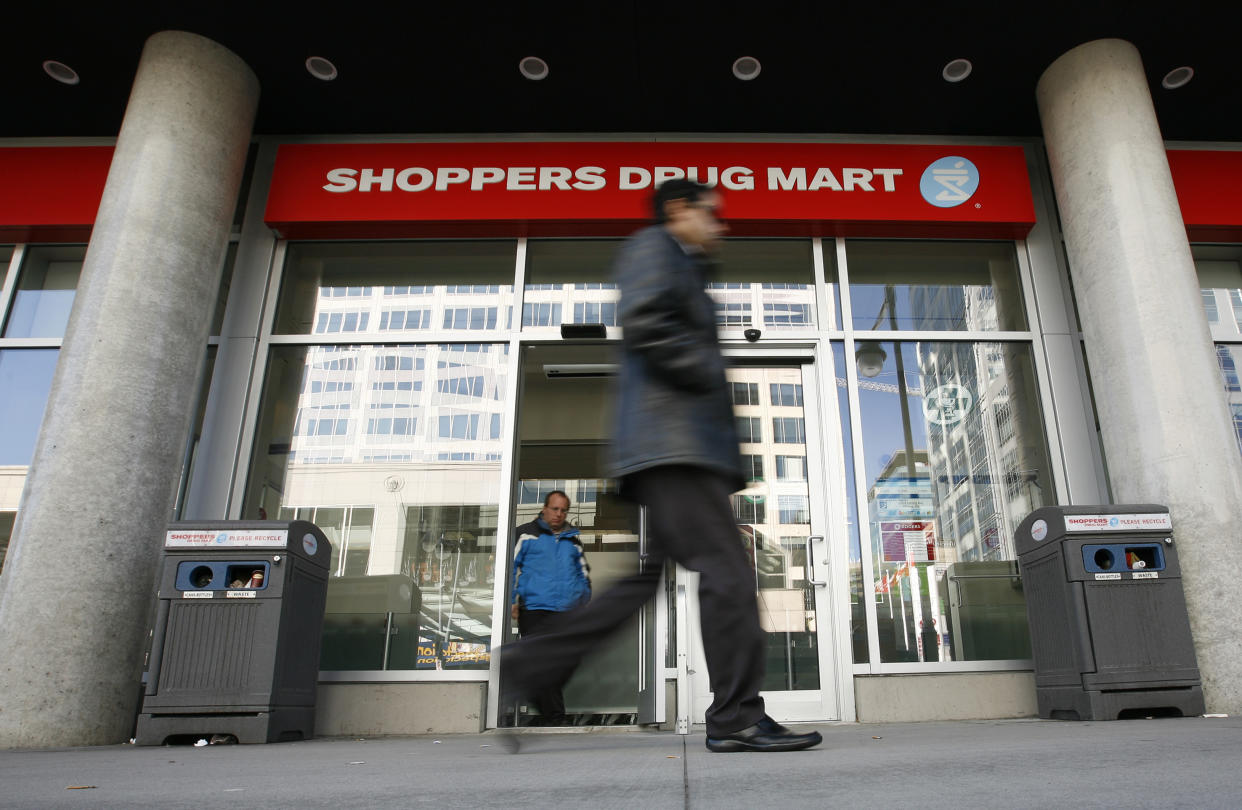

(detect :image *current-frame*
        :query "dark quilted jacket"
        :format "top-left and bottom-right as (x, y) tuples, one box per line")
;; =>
(606, 225), (744, 491)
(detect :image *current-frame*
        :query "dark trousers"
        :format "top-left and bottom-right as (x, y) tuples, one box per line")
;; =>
(517, 608), (568, 723)
(502, 465), (767, 736)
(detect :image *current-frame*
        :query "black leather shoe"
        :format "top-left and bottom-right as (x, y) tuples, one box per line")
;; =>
(705, 716), (823, 753)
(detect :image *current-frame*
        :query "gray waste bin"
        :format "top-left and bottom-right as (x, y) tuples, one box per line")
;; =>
(135, 520), (331, 744)
(1015, 504), (1204, 720)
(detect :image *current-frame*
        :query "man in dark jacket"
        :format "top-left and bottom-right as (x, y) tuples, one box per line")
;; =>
(510, 490), (590, 725)
(501, 179), (821, 752)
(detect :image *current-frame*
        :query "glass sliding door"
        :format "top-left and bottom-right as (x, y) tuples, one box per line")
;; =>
(684, 359), (842, 723)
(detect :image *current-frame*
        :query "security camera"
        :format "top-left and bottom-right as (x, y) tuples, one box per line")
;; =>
(743, 328), (762, 342)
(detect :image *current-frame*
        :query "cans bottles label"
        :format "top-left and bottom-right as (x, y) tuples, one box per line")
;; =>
(1094, 573), (1122, 581)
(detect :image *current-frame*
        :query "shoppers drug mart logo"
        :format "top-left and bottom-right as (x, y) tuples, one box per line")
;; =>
(920, 156), (979, 208)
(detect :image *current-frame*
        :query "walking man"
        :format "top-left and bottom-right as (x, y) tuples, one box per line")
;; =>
(502, 179), (822, 752)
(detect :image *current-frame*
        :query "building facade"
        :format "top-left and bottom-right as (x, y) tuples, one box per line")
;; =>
(1, 32), (1240, 746)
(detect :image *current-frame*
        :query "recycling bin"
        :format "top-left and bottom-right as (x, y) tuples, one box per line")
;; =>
(135, 520), (331, 744)
(1015, 505), (1204, 720)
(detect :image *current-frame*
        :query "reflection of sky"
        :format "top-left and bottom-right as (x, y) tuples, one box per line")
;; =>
(0, 349), (58, 465)
(833, 343), (864, 563)
(855, 344), (928, 484)
(850, 284), (906, 329)
(5, 290), (76, 338)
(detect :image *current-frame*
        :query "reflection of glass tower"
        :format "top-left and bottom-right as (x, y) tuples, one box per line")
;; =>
(274, 285), (513, 584)
(910, 285), (1042, 565)
(1214, 346), (1242, 452)
(707, 282), (816, 329)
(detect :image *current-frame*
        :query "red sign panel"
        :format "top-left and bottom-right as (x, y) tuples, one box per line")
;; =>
(1168, 149), (1242, 242)
(0, 146), (113, 241)
(264, 142), (1038, 239)
(8, 144), (1240, 244)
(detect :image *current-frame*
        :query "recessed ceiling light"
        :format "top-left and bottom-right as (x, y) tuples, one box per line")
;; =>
(942, 58), (972, 83)
(732, 56), (761, 81)
(43, 60), (80, 86)
(1161, 66), (1194, 89)
(305, 56), (338, 81)
(519, 56), (549, 81)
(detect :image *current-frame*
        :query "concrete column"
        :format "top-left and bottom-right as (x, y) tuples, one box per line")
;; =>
(1037, 39), (1242, 714)
(0, 32), (258, 748)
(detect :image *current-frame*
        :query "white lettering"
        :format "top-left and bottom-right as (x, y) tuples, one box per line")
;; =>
(842, 168), (874, 191)
(470, 167), (506, 190)
(435, 168), (470, 190)
(807, 167), (842, 191)
(507, 167), (537, 190)
(720, 166), (754, 191)
(572, 166), (606, 190)
(358, 168), (394, 192)
(620, 167), (651, 190)
(686, 167), (719, 186)
(768, 167), (806, 191)
(323, 168), (358, 193)
(654, 167), (685, 185)
(395, 167), (433, 191)
(873, 168), (903, 191)
(538, 166), (573, 190)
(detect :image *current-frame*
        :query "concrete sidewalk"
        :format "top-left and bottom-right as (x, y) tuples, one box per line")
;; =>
(2, 716), (1240, 808)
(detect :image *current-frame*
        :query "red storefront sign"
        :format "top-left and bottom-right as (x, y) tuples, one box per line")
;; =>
(264, 142), (1038, 239)
(6, 144), (1242, 243)
(0, 146), (114, 241)
(1168, 149), (1242, 242)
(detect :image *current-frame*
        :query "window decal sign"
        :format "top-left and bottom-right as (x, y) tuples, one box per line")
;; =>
(264, 142), (1037, 239)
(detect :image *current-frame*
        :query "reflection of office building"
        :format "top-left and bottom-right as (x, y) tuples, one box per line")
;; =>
(4, 22), (1242, 745)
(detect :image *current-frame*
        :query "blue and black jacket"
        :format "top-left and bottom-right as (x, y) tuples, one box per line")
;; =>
(511, 517), (591, 612)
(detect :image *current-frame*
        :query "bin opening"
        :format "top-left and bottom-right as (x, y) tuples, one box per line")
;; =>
(1125, 546), (1161, 570)
(1082, 543), (1165, 573)
(226, 564), (268, 589)
(174, 560), (270, 591)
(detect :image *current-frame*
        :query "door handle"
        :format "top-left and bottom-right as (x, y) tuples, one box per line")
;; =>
(806, 535), (826, 586)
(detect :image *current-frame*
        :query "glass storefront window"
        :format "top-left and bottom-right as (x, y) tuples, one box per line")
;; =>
(709, 240), (825, 330)
(524, 238), (829, 331)
(244, 343), (508, 672)
(1195, 248), (1242, 453)
(524, 240), (624, 328)
(0, 349), (58, 466)
(831, 342), (868, 664)
(1195, 247), (1242, 335)
(847, 241), (1027, 332)
(273, 241), (518, 336)
(855, 340), (1049, 662)
(0, 349), (58, 563)
(1213, 345), (1242, 453)
(726, 365), (821, 691)
(3, 246), (84, 338)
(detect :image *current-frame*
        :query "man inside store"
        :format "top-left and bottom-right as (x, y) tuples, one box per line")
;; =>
(509, 490), (591, 726)
(501, 179), (822, 753)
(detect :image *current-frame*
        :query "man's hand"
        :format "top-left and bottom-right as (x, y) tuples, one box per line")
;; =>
(511, 603), (520, 621)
